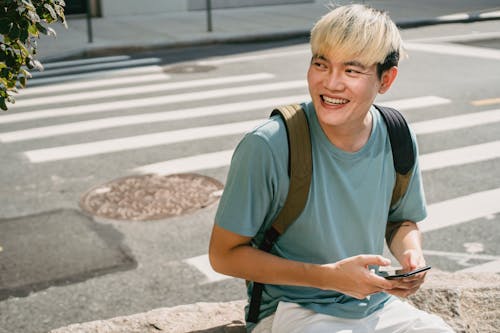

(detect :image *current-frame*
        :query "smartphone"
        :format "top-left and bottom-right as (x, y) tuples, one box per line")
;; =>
(384, 265), (431, 280)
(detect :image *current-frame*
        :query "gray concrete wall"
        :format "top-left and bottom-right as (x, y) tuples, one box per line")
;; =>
(188, 0), (315, 11)
(99, 0), (314, 16)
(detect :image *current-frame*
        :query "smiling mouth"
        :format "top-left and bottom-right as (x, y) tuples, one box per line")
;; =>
(321, 95), (349, 105)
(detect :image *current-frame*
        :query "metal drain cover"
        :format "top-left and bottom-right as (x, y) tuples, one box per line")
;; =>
(80, 173), (223, 221)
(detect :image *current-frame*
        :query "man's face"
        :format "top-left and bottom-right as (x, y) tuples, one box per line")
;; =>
(307, 53), (383, 132)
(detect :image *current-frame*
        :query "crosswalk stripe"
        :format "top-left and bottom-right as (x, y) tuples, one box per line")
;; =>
(0, 80), (307, 124)
(457, 259), (500, 273)
(19, 73), (170, 97)
(42, 55), (130, 69)
(197, 49), (310, 66)
(183, 254), (231, 283)
(0, 95), (309, 142)
(420, 140), (500, 171)
(23, 120), (264, 163)
(134, 139), (500, 176)
(423, 249), (500, 262)
(134, 150), (234, 175)
(30, 58), (161, 77)
(185, 186), (500, 283)
(420, 188), (500, 233)
(413, 108), (500, 134)
(405, 42), (500, 60)
(12, 73), (275, 108)
(27, 65), (164, 86)
(0, 95), (450, 141)
(377, 96), (450, 110)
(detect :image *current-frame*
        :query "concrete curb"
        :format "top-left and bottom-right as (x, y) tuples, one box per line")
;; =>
(41, 14), (500, 62)
(50, 272), (500, 333)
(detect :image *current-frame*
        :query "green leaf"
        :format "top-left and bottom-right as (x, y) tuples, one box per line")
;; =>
(17, 40), (29, 57)
(20, 68), (32, 79)
(0, 18), (12, 35)
(19, 75), (26, 87)
(44, 4), (57, 20)
(35, 22), (47, 34)
(8, 24), (20, 40)
(27, 23), (38, 36)
(27, 10), (41, 24)
(21, 1), (36, 12)
(0, 96), (8, 111)
(46, 26), (56, 37)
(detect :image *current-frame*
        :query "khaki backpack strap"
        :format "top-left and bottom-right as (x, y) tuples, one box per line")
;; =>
(269, 104), (313, 235)
(247, 104), (312, 324)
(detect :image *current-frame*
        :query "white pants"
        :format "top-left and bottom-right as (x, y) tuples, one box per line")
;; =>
(253, 298), (455, 333)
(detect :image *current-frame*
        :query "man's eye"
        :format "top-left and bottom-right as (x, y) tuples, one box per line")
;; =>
(346, 68), (362, 74)
(313, 61), (327, 69)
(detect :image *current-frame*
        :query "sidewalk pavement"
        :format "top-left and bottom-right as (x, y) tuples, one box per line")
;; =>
(36, 1), (500, 62)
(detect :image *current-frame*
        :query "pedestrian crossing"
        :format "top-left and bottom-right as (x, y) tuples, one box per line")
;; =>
(1, 54), (499, 285)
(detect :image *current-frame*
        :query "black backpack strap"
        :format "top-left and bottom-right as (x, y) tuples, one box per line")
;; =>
(247, 104), (312, 323)
(375, 105), (416, 246)
(375, 105), (414, 176)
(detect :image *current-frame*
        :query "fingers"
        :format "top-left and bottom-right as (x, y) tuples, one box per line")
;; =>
(385, 274), (426, 297)
(357, 254), (391, 267)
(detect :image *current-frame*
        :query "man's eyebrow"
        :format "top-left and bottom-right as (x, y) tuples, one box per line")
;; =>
(344, 61), (367, 69)
(312, 54), (328, 61)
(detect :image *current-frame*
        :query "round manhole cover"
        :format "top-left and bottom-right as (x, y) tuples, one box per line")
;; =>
(162, 64), (216, 74)
(80, 174), (224, 221)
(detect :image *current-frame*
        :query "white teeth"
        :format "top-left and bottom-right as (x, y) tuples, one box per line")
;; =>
(323, 96), (348, 105)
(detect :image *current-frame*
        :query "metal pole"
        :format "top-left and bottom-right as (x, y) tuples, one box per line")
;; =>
(206, 0), (212, 32)
(86, 0), (93, 43)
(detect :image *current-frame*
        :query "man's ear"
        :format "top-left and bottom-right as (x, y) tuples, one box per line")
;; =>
(379, 66), (398, 94)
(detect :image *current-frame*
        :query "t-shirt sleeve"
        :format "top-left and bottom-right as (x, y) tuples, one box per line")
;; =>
(388, 128), (427, 223)
(215, 132), (280, 237)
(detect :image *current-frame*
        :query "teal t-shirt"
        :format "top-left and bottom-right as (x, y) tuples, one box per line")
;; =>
(215, 101), (427, 331)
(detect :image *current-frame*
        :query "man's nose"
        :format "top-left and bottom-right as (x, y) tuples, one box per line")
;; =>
(324, 70), (345, 91)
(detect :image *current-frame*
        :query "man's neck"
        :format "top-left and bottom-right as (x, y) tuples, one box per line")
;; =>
(322, 111), (373, 153)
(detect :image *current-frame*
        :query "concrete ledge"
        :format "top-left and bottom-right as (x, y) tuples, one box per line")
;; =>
(50, 272), (500, 333)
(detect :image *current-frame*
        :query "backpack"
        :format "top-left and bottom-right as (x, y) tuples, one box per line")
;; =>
(247, 103), (415, 323)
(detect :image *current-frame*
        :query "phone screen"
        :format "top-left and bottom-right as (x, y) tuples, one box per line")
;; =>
(384, 265), (431, 280)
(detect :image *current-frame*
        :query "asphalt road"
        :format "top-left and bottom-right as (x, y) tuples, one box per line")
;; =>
(1, 19), (500, 333)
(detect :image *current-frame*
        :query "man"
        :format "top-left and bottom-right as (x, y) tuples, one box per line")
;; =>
(209, 4), (454, 333)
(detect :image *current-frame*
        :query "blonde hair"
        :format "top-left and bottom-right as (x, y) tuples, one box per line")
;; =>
(310, 4), (406, 67)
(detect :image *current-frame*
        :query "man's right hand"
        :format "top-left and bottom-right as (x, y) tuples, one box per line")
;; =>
(319, 255), (396, 299)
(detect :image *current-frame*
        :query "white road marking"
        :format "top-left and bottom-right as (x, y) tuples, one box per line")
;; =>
(456, 259), (500, 273)
(420, 188), (500, 233)
(412, 108), (500, 135)
(0, 95), (309, 142)
(0, 80), (307, 124)
(0, 95), (445, 141)
(183, 254), (231, 284)
(19, 73), (170, 97)
(27, 65), (164, 86)
(13, 73), (275, 107)
(405, 42), (500, 60)
(30, 58), (161, 77)
(471, 98), (500, 107)
(436, 13), (469, 20)
(407, 31), (500, 44)
(480, 11), (500, 19)
(423, 249), (500, 261)
(420, 140), (500, 171)
(42, 55), (130, 69)
(134, 150), (234, 175)
(378, 96), (450, 110)
(23, 120), (264, 163)
(197, 49), (310, 66)
(134, 138), (500, 176)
